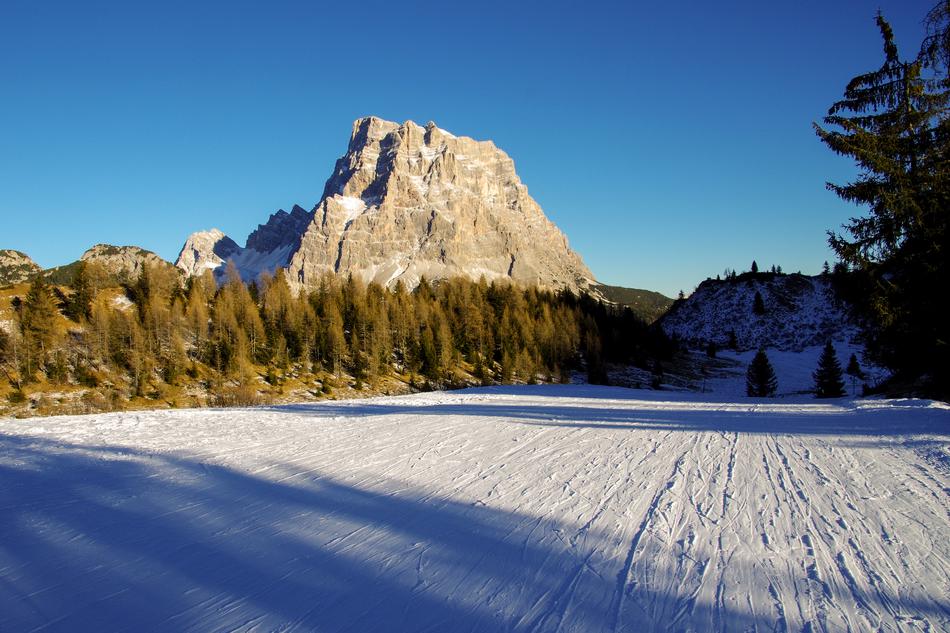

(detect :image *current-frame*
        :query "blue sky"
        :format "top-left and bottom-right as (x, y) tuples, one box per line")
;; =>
(0, 0), (934, 297)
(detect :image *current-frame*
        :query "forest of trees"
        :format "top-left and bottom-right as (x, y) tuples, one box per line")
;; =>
(0, 262), (670, 414)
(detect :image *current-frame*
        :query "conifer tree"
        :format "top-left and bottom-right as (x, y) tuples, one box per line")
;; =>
(65, 261), (94, 322)
(751, 260), (759, 274)
(746, 349), (778, 397)
(813, 341), (846, 398)
(816, 10), (949, 393)
(0, 257), (676, 412)
(19, 275), (59, 379)
(752, 291), (766, 315)
(922, 0), (950, 80)
(727, 330), (738, 350)
(0, 328), (23, 391)
(845, 352), (865, 395)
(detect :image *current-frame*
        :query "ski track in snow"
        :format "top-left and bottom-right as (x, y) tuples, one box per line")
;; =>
(1, 384), (949, 632)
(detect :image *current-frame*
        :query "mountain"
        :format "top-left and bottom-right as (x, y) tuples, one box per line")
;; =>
(591, 283), (673, 323)
(659, 272), (858, 351)
(176, 230), (241, 277)
(177, 117), (596, 294)
(46, 244), (176, 285)
(0, 250), (41, 286)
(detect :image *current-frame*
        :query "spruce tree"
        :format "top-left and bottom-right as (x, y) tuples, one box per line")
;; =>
(65, 261), (94, 322)
(845, 352), (865, 395)
(751, 260), (759, 274)
(752, 291), (766, 315)
(727, 330), (738, 350)
(813, 341), (846, 398)
(746, 349), (778, 397)
(815, 10), (949, 393)
(19, 275), (59, 379)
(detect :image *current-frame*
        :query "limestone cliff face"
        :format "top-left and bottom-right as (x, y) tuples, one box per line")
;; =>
(176, 117), (596, 293)
(176, 229), (241, 277)
(287, 117), (594, 291)
(245, 205), (310, 254)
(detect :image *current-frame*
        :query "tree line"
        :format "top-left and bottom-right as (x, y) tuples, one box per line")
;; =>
(745, 342), (863, 399)
(0, 261), (670, 410)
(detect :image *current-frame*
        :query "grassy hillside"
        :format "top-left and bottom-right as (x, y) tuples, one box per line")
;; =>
(592, 283), (673, 323)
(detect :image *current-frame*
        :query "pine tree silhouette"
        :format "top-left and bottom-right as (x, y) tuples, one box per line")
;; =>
(845, 353), (865, 395)
(746, 349), (778, 397)
(813, 341), (846, 398)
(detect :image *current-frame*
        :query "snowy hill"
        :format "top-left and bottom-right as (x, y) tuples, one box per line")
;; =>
(2, 385), (948, 631)
(660, 273), (858, 351)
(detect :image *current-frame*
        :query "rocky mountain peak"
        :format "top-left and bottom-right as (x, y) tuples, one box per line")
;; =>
(0, 249), (41, 286)
(176, 116), (596, 294)
(80, 244), (172, 282)
(245, 205), (311, 253)
(176, 230), (241, 277)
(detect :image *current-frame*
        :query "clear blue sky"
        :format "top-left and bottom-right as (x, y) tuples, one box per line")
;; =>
(0, 0), (934, 297)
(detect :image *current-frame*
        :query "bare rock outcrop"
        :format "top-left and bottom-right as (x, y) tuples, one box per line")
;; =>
(176, 229), (241, 277)
(0, 250), (41, 286)
(78, 244), (172, 282)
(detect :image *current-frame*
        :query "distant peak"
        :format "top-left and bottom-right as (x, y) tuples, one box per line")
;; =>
(82, 244), (154, 259)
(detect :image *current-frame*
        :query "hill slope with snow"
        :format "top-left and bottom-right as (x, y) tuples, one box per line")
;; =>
(2, 385), (948, 632)
(661, 273), (858, 351)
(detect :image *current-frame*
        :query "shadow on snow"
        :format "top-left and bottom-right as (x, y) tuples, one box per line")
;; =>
(1, 412), (947, 631)
(267, 388), (950, 440)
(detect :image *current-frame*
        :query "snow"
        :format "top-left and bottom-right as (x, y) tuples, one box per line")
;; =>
(409, 174), (429, 197)
(223, 244), (295, 282)
(662, 275), (858, 352)
(710, 343), (887, 398)
(419, 144), (444, 161)
(332, 195), (367, 224)
(196, 257), (224, 273)
(110, 295), (134, 310)
(2, 385), (948, 632)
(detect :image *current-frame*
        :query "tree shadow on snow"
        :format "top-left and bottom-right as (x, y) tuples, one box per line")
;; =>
(268, 395), (950, 440)
(0, 434), (946, 632)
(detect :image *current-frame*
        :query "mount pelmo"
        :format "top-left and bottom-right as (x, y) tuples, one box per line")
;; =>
(177, 117), (596, 293)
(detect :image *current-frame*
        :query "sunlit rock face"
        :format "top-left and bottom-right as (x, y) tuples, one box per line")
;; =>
(0, 250), (41, 286)
(177, 117), (595, 293)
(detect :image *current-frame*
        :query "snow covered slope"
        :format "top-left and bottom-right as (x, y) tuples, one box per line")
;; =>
(2, 386), (948, 632)
(661, 273), (857, 351)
